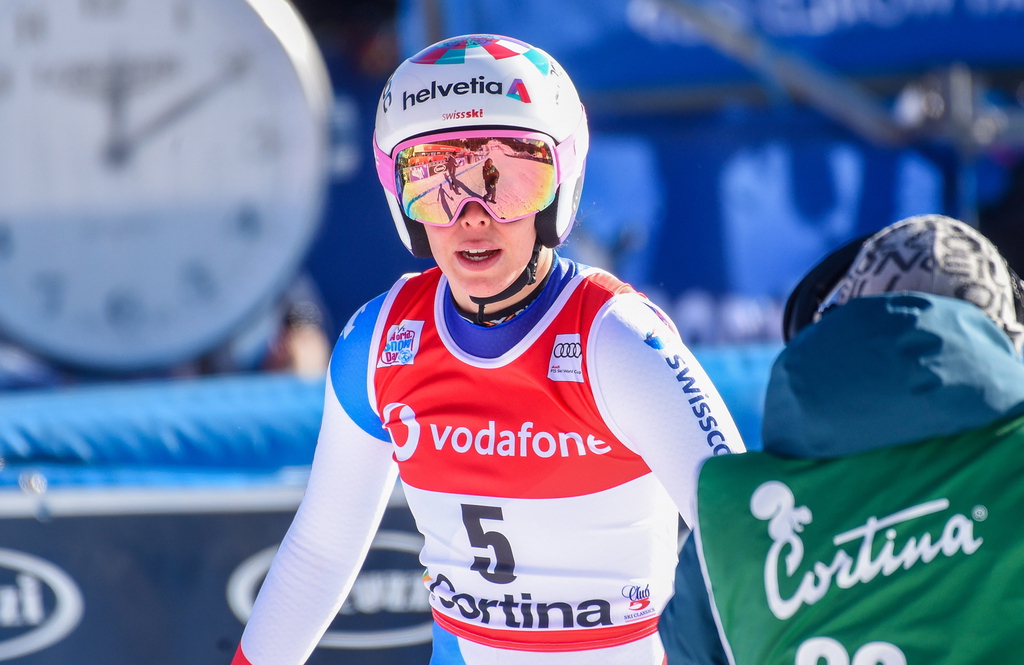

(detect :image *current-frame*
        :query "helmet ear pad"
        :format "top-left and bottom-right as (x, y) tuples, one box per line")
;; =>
(383, 189), (433, 258)
(536, 165), (586, 249)
(534, 192), (561, 249)
(402, 213), (432, 259)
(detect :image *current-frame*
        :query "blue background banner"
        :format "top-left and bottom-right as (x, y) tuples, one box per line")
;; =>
(400, 0), (1024, 93)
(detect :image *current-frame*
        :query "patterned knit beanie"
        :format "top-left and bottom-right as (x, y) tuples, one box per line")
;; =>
(817, 214), (1024, 357)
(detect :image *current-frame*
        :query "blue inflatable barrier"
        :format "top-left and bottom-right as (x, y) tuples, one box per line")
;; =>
(0, 373), (325, 472)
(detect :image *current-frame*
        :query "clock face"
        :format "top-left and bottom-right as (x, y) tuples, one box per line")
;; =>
(0, 0), (331, 371)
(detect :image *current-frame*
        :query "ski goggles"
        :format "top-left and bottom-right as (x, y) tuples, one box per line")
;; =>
(374, 128), (585, 227)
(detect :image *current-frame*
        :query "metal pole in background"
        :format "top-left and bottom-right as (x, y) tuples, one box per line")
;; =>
(658, 0), (1024, 226)
(657, 0), (910, 147)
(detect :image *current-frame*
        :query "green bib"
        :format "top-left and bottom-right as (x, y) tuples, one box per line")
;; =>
(696, 413), (1024, 665)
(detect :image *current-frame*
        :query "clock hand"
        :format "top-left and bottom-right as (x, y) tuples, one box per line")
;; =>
(35, 56), (177, 168)
(103, 60), (133, 166)
(104, 54), (250, 168)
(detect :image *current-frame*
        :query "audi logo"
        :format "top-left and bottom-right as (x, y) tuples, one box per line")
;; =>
(552, 342), (582, 358)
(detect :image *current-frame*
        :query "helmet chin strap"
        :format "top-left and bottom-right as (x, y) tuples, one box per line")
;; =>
(469, 241), (543, 325)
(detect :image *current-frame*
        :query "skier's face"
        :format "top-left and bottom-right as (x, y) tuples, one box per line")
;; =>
(425, 201), (550, 315)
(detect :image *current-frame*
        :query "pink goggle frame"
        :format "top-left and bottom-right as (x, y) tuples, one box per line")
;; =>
(374, 126), (584, 227)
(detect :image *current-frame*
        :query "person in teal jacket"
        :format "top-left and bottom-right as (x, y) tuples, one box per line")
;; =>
(659, 214), (1024, 664)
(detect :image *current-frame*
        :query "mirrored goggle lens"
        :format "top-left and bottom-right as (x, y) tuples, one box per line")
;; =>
(394, 136), (557, 226)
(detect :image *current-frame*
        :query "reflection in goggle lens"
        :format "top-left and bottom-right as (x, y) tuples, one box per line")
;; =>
(395, 136), (556, 226)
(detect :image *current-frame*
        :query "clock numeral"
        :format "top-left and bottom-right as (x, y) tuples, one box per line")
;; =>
(0, 68), (12, 99)
(0, 224), (12, 259)
(234, 205), (262, 239)
(32, 273), (64, 318)
(15, 10), (48, 45)
(106, 290), (145, 330)
(250, 123), (283, 160)
(173, 1), (193, 32)
(80, 0), (127, 18)
(181, 261), (217, 303)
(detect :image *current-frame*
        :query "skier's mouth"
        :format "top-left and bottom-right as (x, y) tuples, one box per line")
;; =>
(460, 248), (499, 262)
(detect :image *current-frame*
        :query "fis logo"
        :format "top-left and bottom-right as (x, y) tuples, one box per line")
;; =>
(378, 320), (424, 367)
(548, 333), (583, 383)
(644, 332), (665, 349)
(381, 75), (394, 113)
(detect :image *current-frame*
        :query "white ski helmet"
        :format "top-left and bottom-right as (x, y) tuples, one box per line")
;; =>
(373, 34), (589, 258)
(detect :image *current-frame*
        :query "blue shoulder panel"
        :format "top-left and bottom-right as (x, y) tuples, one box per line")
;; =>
(329, 293), (390, 442)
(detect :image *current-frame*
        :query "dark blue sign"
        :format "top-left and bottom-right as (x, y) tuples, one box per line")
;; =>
(0, 485), (431, 665)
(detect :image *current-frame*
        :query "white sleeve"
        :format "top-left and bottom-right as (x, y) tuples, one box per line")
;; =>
(588, 293), (746, 526)
(238, 371), (398, 665)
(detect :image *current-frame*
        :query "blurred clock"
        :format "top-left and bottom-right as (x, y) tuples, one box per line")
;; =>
(0, 0), (331, 372)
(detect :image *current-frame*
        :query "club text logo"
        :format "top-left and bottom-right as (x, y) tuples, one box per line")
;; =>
(753, 480), (984, 620)
(621, 584), (654, 621)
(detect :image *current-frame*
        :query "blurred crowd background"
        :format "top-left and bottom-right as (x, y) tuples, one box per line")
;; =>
(3, 0), (1024, 388)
